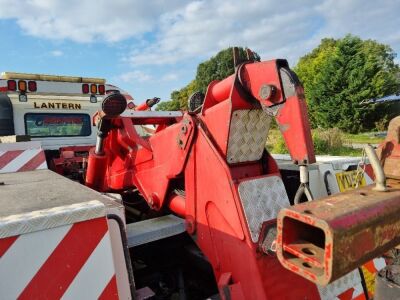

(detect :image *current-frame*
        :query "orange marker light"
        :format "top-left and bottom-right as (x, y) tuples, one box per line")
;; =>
(18, 80), (27, 92)
(91, 84), (97, 94)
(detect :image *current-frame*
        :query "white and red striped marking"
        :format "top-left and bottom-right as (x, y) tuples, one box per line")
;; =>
(0, 217), (118, 299)
(0, 148), (47, 174)
(334, 282), (365, 300)
(318, 257), (387, 300)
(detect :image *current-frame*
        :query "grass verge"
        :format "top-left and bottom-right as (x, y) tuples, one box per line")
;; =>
(267, 129), (370, 157)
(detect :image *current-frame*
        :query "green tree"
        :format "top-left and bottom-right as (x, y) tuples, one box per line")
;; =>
(156, 97), (181, 111)
(157, 47), (260, 111)
(195, 47), (260, 93)
(295, 35), (400, 133)
(156, 80), (197, 111)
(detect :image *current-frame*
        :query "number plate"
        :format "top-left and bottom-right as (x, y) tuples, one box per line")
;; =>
(335, 170), (366, 192)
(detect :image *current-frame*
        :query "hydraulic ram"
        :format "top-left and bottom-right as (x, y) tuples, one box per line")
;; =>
(277, 182), (400, 285)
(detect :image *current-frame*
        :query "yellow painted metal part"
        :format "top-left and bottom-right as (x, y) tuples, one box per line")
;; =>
(336, 170), (366, 192)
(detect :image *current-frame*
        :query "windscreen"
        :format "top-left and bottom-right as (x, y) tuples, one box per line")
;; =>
(25, 113), (91, 137)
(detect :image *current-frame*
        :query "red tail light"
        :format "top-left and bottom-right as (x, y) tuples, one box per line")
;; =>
(18, 80), (27, 92)
(82, 84), (89, 94)
(7, 80), (17, 91)
(98, 84), (105, 95)
(28, 81), (37, 92)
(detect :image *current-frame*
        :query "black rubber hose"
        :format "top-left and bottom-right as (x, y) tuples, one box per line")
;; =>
(323, 170), (332, 196)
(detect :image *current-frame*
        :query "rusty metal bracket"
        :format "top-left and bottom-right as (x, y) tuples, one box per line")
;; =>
(276, 184), (400, 285)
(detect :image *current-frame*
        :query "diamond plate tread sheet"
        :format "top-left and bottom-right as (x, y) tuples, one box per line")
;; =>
(227, 109), (272, 164)
(238, 176), (289, 242)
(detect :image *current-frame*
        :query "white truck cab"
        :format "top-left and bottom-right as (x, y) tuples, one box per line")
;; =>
(0, 72), (133, 150)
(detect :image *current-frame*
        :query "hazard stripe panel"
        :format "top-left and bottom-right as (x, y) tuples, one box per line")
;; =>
(61, 233), (117, 299)
(0, 224), (72, 299)
(0, 235), (18, 257)
(318, 269), (361, 300)
(98, 275), (119, 300)
(0, 149), (47, 174)
(0, 150), (24, 169)
(17, 150), (46, 172)
(19, 218), (108, 299)
(0, 217), (118, 299)
(336, 283), (365, 300)
(317, 257), (387, 300)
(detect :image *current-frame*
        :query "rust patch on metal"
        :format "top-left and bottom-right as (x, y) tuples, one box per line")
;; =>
(376, 116), (400, 179)
(277, 183), (400, 285)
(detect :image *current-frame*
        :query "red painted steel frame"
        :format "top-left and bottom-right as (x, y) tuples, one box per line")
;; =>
(51, 145), (93, 176)
(86, 59), (320, 299)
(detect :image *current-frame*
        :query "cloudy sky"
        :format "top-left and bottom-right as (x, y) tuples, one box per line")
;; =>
(0, 0), (399, 103)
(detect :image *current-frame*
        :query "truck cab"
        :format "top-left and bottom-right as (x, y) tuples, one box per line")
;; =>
(0, 72), (134, 150)
(0, 72), (135, 180)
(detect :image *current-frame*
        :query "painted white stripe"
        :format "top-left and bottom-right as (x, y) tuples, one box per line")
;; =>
(0, 151), (5, 158)
(353, 283), (364, 297)
(37, 160), (48, 170)
(61, 233), (116, 300)
(373, 257), (386, 271)
(1, 149), (41, 173)
(0, 224), (72, 299)
(318, 269), (361, 300)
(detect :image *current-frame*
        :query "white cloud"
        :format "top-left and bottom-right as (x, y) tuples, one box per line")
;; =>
(50, 50), (63, 57)
(127, 0), (319, 66)
(316, 0), (400, 43)
(0, 0), (399, 66)
(0, 0), (184, 43)
(116, 70), (152, 83)
(162, 73), (179, 81)
(127, 0), (400, 66)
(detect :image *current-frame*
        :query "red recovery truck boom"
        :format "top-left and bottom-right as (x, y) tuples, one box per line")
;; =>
(85, 49), (400, 299)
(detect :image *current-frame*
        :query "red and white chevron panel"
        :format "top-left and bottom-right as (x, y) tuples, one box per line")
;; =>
(317, 258), (386, 300)
(0, 146), (47, 174)
(0, 217), (119, 299)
